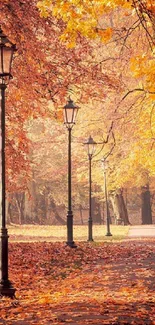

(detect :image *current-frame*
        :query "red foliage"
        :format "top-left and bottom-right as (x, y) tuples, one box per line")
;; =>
(0, 0), (120, 192)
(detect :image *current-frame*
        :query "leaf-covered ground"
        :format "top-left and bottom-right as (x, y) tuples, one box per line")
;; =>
(0, 240), (155, 324)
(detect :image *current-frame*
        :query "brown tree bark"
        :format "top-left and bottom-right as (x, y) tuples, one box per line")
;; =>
(110, 189), (130, 225)
(15, 192), (25, 224)
(141, 184), (152, 224)
(30, 174), (40, 224)
(79, 204), (84, 225)
(50, 199), (66, 225)
(6, 199), (12, 224)
(92, 197), (102, 224)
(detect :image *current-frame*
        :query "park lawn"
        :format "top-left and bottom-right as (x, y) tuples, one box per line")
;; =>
(8, 224), (130, 242)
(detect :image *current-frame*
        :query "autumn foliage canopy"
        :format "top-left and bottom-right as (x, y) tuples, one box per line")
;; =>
(0, 0), (155, 200)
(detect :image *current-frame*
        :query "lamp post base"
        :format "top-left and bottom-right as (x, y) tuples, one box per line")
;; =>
(66, 211), (77, 248)
(66, 241), (77, 248)
(88, 219), (93, 241)
(0, 228), (16, 298)
(105, 232), (112, 236)
(0, 280), (16, 298)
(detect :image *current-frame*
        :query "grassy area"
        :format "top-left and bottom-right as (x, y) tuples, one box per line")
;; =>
(8, 224), (130, 242)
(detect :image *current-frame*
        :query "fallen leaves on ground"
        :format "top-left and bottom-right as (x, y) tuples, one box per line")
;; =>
(0, 240), (155, 324)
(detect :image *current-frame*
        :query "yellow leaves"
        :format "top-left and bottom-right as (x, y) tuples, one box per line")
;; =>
(37, 0), (52, 17)
(52, 5), (63, 18)
(37, 0), (128, 45)
(144, 59), (155, 92)
(53, 3), (79, 21)
(122, 1), (132, 9)
(130, 54), (147, 78)
(130, 51), (155, 101)
(67, 40), (76, 49)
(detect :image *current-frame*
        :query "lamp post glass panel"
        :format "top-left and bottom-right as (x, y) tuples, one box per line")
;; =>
(0, 28), (16, 297)
(102, 159), (112, 237)
(85, 136), (97, 241)
(63, 97), (79, 248)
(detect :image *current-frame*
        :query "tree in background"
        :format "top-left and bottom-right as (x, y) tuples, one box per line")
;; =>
(1, 0), (155, 224)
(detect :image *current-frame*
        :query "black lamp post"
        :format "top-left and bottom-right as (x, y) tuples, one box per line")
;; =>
(102, 159), (112, 237)
(84, 136), (97, 241)
(63, 97), (79, 248)
(0, 28), (16, 297)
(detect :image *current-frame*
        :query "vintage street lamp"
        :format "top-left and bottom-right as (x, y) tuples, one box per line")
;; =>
(0, 28), (16, 297)
(84, 136), (97, 241)
(102, 159), (112, 237)
(63, 97), (79, 247)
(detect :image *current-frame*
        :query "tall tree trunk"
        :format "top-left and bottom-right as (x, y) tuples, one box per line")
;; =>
(6, 193), (14, 224)
(92, 197), (102, 224)
(24, 191), (33, 224)
(110, 189), (130, 225)
(50, 199), (66, 225)
(15, 192), (25, 225)
(30, 173), (40, 224)
(141, 184), (152, 224)
(6, 197), (10, 224)
(102, 202), (105, 225)
(79, 205), (84, 225)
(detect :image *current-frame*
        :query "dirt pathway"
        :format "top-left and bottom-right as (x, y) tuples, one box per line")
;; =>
(128, 225), (155, 238)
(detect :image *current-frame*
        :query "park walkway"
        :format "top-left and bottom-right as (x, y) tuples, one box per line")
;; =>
(128, 225), (155, 238)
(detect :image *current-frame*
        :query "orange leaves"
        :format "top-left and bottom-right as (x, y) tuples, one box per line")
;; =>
(98, 28), (113, 43)
(0, 240), (154, 324)
(54, 109), (64, 123)
(2, 0), (155, 197)
(146, 0), (155, 14)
